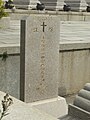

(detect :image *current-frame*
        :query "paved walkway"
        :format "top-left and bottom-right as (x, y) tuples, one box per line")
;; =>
(0, 20), (90, 47)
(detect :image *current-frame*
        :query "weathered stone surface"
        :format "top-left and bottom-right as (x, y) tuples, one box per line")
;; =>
(20, 15), (60, 103)
(0, 17), (10, 29)
(0, 46), (20, 99)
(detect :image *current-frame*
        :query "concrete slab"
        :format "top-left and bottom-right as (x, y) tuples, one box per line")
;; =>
(0, 91), (58, 120)
(29, 96), (68, 118)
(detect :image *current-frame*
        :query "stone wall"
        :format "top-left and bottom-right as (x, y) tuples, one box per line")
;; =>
(0, 17), (10, 29)
(59, 43), (90, 96)
(8, 10), (90, 21)
(0, 46), (20, 99)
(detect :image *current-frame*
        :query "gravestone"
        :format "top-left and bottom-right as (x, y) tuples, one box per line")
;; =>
(20, 15), (67, 118)
(30, 0), (39, 9)
(20, 15), (60, 103)
(64, 0), (81, 11)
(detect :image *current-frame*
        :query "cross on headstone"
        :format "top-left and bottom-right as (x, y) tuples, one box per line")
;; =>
(41, 22), (47, 32)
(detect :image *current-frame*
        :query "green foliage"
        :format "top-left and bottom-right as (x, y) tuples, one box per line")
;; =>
(0, 0), (8, 19)
(0, 51), (8, 61)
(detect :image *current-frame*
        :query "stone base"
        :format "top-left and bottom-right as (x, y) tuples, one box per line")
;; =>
(28, 96), (68, 118)
(0, 91), (58, 120)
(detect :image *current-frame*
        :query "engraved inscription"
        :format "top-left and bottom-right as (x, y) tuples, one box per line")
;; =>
(36, 35), (46, 94)
(40, 36), (45, 82)
(41, 22), (47, 32)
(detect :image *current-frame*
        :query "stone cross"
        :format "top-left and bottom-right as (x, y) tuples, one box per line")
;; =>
(20, 15), (60, 103)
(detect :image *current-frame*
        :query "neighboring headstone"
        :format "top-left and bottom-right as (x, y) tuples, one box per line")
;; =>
(56, 0), (65, 10)
(59, 83), (90, 120)
(0, 91), (58, 120)
(29, 0), (39, 9)
(20, 15), (67, 118)
(39, 0), (58, 10)
(64, 0), (81, 11)
(14, 0), (31, 9)
(80, 0), (87, 11)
